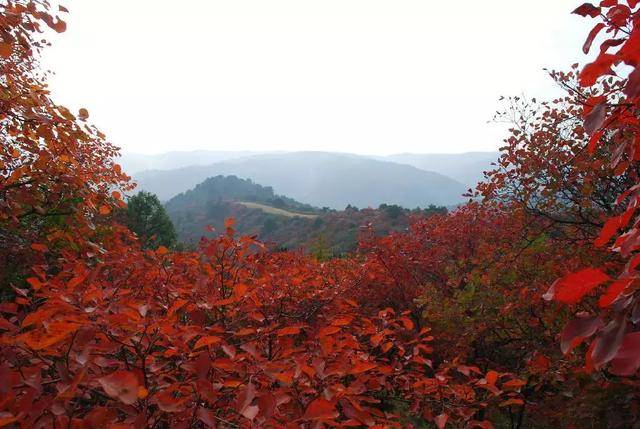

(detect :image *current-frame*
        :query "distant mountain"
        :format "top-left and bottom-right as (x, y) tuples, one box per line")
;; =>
(379, 152), (500, 189)
(135, 152), (469, 209)
(164, 175), (446, 254)
(118, 150), (266, 175)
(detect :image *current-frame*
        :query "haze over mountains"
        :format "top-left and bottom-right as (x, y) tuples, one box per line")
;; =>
(378, 152), (499, 191)
(125, 151), (499, 209)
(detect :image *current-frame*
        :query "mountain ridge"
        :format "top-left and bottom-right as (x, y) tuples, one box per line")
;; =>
(163, 175), (447, 255)
(134, 151), (471, 209)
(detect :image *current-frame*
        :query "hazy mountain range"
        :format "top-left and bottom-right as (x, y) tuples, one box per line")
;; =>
(377, 152), (499, 191)
(123, 150), (500, 209)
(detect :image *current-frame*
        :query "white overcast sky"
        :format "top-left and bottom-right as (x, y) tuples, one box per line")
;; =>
(42, 1), (591, 155)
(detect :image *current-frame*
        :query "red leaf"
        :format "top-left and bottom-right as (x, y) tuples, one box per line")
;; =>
(234, 282), (248, 298)
(0, 42), (12, 58)
(529, 353), (550, 373)
(591, 320), (626, 367)
(583, 23), (605, 54)
(502, 379), (527, 389)
(561, 315), (603, 354)
(583, 102), (606, 135)
(485, 370), (499, 386)
(303, 398), (338, 421)
(0, 416), (19, 428)
(98, 371), (141, 405)
(194, 336), (222, 350)
(399, 316), (415, 330)
(598, 279), (633, 308)
(271, 371), (294, 385)
(51, 18), (67, 33)
(26, 277), (42, 290)
(31, 243), (48, 253)
(551, 268), (610, 304)
(579, 54), (617, 86)
(319, 326), (341, 337)
(587, 128), (605, 153)
(572, 3), (601, 17)
(67, 274), (87, 289)
(610, 332), (640, 375)
(331, 316), (353, 326)
(500, 398), (525, 407)
(624, 67), (640, 99)
(277, 326), (302, 336)
(596, 210), (634, 247)
(155, 389), (187, 412)
(21, 321), (81, 351)
(434, 413), (449, 429)
(197, 408), (218, 428)
(350, 361), (377, 374)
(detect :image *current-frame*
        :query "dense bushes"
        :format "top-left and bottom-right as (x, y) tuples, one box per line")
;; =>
(2, 1), (640, 428)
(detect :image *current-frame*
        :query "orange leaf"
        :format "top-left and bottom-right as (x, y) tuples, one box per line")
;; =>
(234, 282), (248, 298)
(399, 316), (414, 330)
(235, 328), (256, 336)
(194, 336), (222, 350)
(277, 326), (302, 336)
(0, 416), (19, 428)
(0, 42), (12, 58)
(21, 321), (80, 350)
(485, 370), (499, 386)
(271, 371), (294, 384)
(350, 361), (377, 374)
(26, 277), (42, 290)
(31, 243), (48, 252)
(99, 205), (111, 215)
(500, 398), (524, 407)
(319, 326), (341, 337)
(331, 316), (353, 326)
(502, 379), (526, 389)
(138, 386), (149, 399)
(67, 274), (87, 289)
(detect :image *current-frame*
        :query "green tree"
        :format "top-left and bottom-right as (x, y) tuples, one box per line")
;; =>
(125, 191), (177, 249)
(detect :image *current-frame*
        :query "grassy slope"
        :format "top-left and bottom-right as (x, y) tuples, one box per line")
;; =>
(235, 201), (318, 219)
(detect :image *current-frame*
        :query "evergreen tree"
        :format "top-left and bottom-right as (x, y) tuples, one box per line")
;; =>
(125, 191), (177, 249)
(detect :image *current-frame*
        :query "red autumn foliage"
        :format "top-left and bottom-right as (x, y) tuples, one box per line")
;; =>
(540, 0), (640, 386)
(2, 0), (640, 428)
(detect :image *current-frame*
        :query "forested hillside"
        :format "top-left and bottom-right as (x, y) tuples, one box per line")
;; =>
(164, 175), (446, 254)
(2, 2), (640, 428)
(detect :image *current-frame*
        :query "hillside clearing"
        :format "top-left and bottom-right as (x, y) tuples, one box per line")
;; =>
(236, 201), (318, 219)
